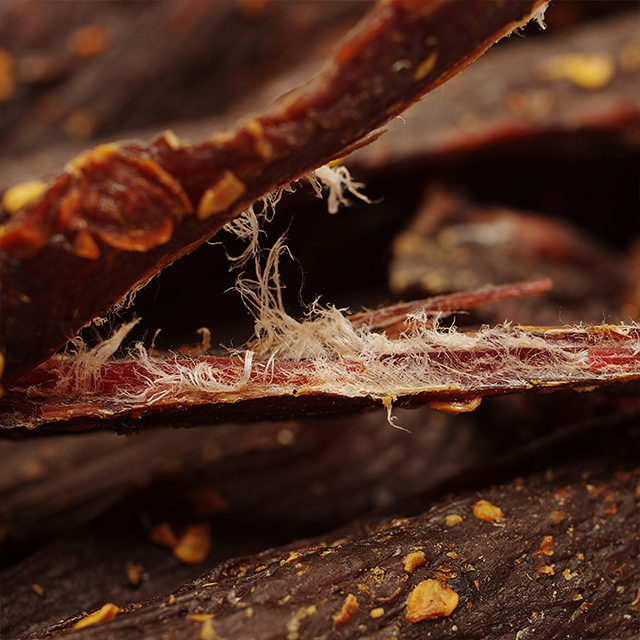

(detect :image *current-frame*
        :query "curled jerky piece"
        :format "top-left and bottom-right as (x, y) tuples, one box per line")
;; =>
(0, 0), (548, 388)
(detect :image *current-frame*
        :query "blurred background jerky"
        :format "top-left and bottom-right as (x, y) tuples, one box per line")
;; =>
(0, 1), (370, 157)
(0, 2), (639, 640)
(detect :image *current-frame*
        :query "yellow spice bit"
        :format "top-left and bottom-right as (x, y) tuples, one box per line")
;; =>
(406, 579), (459, 623)
(2, 181), (47, 213)
(403, 550), (426, 574)
(445, 514), (463, 527)
(370, 607), (384, 619)
(535, 53), (615, 90)
(188, 614), (215, 622)
(73, 603), (122, 629)
(472, 499), (504, 523)
(413, 50), (438, 81)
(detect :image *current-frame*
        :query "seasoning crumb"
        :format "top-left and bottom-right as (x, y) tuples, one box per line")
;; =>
(406, 579), (459, 623)
(152, 522), (211, 564)
(188, 614), (215, 622)
(32, 583), (44, 598)
(68, 25), (111, 59)
(125, 562), (145, 587)
(168, 595), (177, 605)
(0, 48), (15, 103)
(445, 514), (463, 527)
(2, 181), (47, 214)
(370, 607), (384, 619)
(173, 525), (212, 565)
(549, 509), (566, 524)
(333, 593), (359, 627)
(536, 536), (554, 557)
(403, 550), (427, 574)
(200, 618), (217, 640)
(535, 52), (615, 90)
(472, 499), (504, 523)
(151, 522), (178, 548)
(189, 488), (229, 517)
(73, 603), (122, 629)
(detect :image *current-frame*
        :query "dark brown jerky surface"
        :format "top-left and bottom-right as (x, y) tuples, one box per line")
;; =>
(13, 417), (639, 640)
(0, 1), (369, 157)
(349, 10), (640, 171)
(0, 0), (548, 388)
(0, 401), (528, 636)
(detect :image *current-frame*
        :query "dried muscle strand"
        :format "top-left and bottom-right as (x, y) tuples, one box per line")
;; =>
(348, 278), (552, 330)
(0, 0), (549, 388)
(0, 321), (636, 434)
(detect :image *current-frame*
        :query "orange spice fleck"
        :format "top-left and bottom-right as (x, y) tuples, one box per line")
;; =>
(73, 603), (121, 629)
(0, 48), (15, 103)
(472, 499), (504, 523)
(536, 536), (554, 557)
(549, 509), (566, 524)
(406, 579), (459, 623)
(189, 488), (229, 517)
(333, 593), (359, 627)
(151, 522), (211, 564)
(370, 607), (384, 619)
(151, 522), (178, 548)
(68, 25), (111, 59)
(173, 524), (212, 565)
(197, 171), (246, 219)
(403, 550), (426, 574)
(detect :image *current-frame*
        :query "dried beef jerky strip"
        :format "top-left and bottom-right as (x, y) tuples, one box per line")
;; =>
(1, 323), (637, 434)
(0, 0), (549, 389)
(350, 10), (640, 171)
(18, 423), (639, 640)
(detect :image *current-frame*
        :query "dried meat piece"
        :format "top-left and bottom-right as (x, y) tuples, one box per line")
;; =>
(388, 184), (630, 325)
(0, 0), (549, 388)
(1, 314), (637, 434)
(13, 422), (638, 640)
